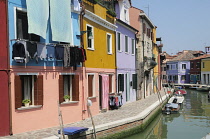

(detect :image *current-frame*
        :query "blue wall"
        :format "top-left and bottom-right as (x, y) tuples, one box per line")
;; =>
(8, 0), (80, 67)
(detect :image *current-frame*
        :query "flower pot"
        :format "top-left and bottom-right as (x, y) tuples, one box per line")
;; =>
(24, 103), (30, 107)
(65, 99), (69, 102)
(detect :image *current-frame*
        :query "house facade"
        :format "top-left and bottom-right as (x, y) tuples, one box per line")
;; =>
(8, 0), (85, 134)
(0, 0), (10, 136)
(189, 58), (202, 84)
(115, 0), (138, 104)
(82, 0), (117, 112)
(201, 57), (210, 84)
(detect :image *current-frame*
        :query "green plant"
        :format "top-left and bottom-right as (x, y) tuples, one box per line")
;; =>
(22, 99), (31, 104)
(107, 10), (116, 17)
(64, 95), (70, 99)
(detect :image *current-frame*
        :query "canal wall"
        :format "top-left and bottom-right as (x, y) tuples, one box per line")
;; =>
(85, 94), (169, 139)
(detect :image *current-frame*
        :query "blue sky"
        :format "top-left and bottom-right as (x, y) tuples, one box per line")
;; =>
(132, 0), (210, 55)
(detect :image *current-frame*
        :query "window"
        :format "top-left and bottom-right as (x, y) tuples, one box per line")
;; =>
(181, 75), (186, 81)
(118, 74), (124, 92)
(87, 25), (94, 49)
(88, 74), (95, 97)
(190, 62), (194, 69)
(166, 65), (169, 70)
(117, 32), (121, 51)
(176, 64), (178, 69)
(132, 74), (137, 90)
(59, 75), (79, 103)
(197, 74), (200, 80)
(143, 23), (146, 34)
(175, 75), (178, 81)
(182, 64), (186, 69)
(15, 75), (43, 109)
(125, 36), (128, 53)
(196, 62), (200, 69)
(162, 75), (166, 79)
(124, 9), (127, 21)
(16, 9), (40, 41)
(164, 67), (166, 71)
(203, 62), (205, 68)
(107, 33), (112, 54)
(131, 39), (135, 55)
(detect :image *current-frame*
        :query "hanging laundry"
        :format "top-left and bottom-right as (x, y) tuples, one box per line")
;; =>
(12, 41), (26, 58)
(50, 0), (72, 43)
(79, 47), (87, 62)
(19, 40), (29, 63)
(26, 0), (49, 39)
(70, 46), (80, 70)
(46, 45), (55, 60)
(55, 45), (64, 60)
(74, 0), (81, 11)
(64, 46), (71, 68)
(26, 41), (37, 59)
(37, 43), (47, 60)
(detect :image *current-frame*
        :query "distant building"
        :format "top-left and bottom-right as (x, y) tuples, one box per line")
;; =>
(166, 50), (204, 84)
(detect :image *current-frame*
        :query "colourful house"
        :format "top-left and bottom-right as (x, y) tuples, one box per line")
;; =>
(0, 0), (10, 136)
(82, 0), (117, 112)
(8, 0), (86, 134)
(201, 56), (210, 84)
(115, 0), (138, 104)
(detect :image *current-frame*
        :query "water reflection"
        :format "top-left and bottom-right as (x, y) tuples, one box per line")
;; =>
(125, 89), (210, 139)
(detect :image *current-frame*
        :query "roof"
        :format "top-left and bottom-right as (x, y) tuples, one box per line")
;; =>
(190, 54), (210, 60)
(169, 50), (196, 62)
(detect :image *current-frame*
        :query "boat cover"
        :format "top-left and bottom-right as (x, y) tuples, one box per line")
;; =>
(58, 127), (89, 135)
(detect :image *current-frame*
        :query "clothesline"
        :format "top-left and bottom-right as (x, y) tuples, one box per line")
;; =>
(10, 38), (77, 47)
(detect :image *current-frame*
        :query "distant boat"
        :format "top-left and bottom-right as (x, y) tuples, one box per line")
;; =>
(196, 85), (209, 91)
(162, 103), (180, 115)
(168, 94), (184, 104)
(174, 89), (187, 95)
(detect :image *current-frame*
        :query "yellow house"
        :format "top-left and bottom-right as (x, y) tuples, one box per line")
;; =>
(201, 57), (210, 84)
(152, 27), (159, 93)
(82, 0), (117, 115)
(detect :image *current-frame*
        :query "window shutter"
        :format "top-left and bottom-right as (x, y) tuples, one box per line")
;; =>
(59, 75), (64, 103)
(34, 75), (43, 105)
(88, 75), (93, 97)
(120, 74), (124, 91)
(72, 75), (79, 101)
(15, 76), (22, 109)
(132, 74), (137, 90)
(109, 75), (112, 93)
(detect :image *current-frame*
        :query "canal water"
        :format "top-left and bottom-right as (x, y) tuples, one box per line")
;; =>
(125, 89), (210, 139)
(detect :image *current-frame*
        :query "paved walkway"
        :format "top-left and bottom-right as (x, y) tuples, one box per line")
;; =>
(0, 88), (170, 139)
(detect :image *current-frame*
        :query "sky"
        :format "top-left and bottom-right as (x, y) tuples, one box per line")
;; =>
(132, 0), (210, 55)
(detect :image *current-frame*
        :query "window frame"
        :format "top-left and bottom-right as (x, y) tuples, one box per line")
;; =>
(15, 7), (40, 41)
(117, 32), (121, 52)
(125, 35), (128, 53)
(182, 64), (186, 69)
(86, 24), (94, 50)
(87, 73), (95, 98)
(106, 33), (112, 54)
(15, 73), (43, 110)
(131, 39), (135, 55)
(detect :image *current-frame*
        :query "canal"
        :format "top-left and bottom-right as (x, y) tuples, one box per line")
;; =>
(125, 89), (210, 139)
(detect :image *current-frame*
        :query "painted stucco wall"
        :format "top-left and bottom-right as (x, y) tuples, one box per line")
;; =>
(116, 22), (136, 104)
(8, 0), (85, 134)
(178, 61), (190, 84)
(0, 0), (10, 136)
(201, 58), (210, 84)
(166, 61), (179, 83)
(83, 16), (116, 69)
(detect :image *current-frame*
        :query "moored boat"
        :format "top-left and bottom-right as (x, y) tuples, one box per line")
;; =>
(174, 89), (187, 95)
(196, 85), (209, 91)
(168, 94), (184, 104)
(162, 103), (180, 115)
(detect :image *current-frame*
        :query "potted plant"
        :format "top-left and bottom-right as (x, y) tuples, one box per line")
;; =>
(64, 95), (70, 102)
(22, 99), (31, 107)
